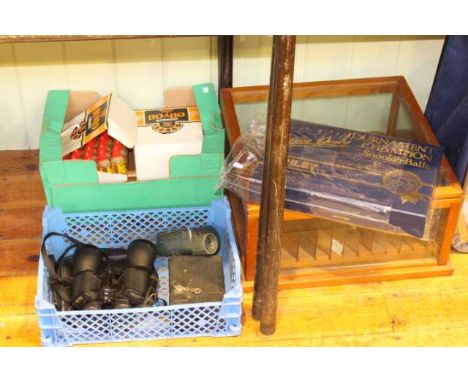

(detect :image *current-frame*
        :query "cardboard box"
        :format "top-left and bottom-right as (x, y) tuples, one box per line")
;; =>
(61, 94), (137, 184)
(134, 106), (203, 181)
(241, 120), (443, 238)
(39, 83), (225, 213)
(61, 94), (137, 156)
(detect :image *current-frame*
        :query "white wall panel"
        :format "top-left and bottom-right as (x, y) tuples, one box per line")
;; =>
(234, 35), (272, 86)
(397, 36), (445, 109)
(64, 40), (116, 94)
(0, 44), (27, 149)
(161, 37), (214, 90)
(13, 42), (68, 148)
(0, 35), (445, 150)
(301, 36), (354, 81)
(349, 36), (401, 77)
(113, 38), (164, 108)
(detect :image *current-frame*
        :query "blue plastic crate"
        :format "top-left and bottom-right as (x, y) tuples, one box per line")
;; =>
(35, 199), (243, 346)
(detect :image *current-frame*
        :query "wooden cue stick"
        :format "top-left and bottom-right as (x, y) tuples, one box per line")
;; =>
(252, 37), (279, 320)
(252, 35), (296, 335)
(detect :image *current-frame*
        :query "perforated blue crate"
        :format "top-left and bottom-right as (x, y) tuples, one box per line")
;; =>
(35, 198), (242, 346)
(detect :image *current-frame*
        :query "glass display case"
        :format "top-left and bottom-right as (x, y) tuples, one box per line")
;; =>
(220, 76), (463, 289)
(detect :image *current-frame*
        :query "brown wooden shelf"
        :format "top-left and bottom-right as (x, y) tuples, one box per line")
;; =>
(0, 35), (197, 44)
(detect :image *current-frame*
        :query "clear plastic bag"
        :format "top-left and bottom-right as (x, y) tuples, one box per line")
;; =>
(220, 117), (443, 239)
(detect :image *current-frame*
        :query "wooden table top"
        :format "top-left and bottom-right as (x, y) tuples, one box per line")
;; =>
(2, 149), (468, 346)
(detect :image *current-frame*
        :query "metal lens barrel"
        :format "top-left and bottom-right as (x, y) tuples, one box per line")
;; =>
(155, 226), (220, 256)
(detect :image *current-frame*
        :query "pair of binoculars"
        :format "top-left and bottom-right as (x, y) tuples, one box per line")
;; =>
(53, 240), (159, 311)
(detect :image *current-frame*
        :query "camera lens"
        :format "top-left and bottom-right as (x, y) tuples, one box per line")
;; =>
(155, 226), (220, 256)
(203, 232), (219, 255)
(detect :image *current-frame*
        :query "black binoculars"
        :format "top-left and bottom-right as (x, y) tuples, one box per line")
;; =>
(42, 226), (221, 311)
(50, 239), (159, 311)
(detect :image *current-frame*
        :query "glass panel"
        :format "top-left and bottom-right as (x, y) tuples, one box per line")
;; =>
(234, 93), (395, 136)
(292, 93), (394, 134)
(395, 100), (415, 138)
(233, 89), (453, 189)
(235, 101), (268, 135)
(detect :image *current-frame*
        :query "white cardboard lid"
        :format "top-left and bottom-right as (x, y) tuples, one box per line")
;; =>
(107, 95), (138, 149)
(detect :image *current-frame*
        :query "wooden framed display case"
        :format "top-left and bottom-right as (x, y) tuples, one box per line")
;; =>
(220, 76), (463, 290)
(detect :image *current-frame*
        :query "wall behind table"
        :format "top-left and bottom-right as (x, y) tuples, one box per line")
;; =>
(0, 36), (444, 150)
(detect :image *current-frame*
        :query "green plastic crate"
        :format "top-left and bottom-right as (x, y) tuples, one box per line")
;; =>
(39, 83), (225, 213)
